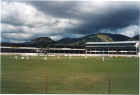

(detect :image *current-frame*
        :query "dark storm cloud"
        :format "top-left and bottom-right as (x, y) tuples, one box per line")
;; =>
(29, 1), (79, 18)
(75, 7), (139, 34)
(30, 1), (140, 34)
(2, 1), (140, 42)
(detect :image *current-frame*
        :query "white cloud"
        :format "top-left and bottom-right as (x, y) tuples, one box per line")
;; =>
(2, 24), (17, 32)
(2, 1), (52, 26)
(99, 25), (139, 37)
(6, 33), (33, 39)
(50, 35), (63, 41)
(74, 1), (140, 18)
(2, 1), (81, 42)
(117, 25), (139, 37)
(50, 33), (85, 41)
(1, 1), (139, 43)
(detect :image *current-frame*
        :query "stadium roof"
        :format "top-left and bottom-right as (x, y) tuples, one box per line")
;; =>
(85, 41), (139, 45)
(1, 46), (38, 49)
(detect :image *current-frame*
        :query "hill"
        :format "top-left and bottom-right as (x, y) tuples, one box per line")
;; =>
(57, 33), (130, 46)
(31, 37), (55, 48)
(129, 35), (139, 41)
(56, 38), (79, 44)
(1, 33), (132, 48)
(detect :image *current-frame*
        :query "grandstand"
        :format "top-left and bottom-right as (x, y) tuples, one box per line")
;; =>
(85, 41), (139, 55)
(1, 41), (139, 55)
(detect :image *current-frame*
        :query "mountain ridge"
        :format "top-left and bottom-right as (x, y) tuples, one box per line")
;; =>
(1, 33), (139, 48)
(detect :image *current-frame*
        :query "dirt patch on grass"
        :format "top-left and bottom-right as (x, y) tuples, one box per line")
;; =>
(62, 72), (106, 89)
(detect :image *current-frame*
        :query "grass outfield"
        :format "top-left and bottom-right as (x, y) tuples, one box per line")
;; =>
(1, 55), (139, 94)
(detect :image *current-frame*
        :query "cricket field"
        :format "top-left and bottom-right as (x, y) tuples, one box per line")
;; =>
(1, 55), (139, 94)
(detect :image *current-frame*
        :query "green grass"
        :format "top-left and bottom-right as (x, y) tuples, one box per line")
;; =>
(1, 55), (139, 94)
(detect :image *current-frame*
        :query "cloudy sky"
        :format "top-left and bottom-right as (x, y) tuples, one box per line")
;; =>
(1, 0), (140, 43)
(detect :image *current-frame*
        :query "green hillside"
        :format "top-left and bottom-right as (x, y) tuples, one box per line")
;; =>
(68, 33), (130, 46)
(31, 37), (55, 48)
(1, 33), (132, 48)
(129, 35), (139, 41)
